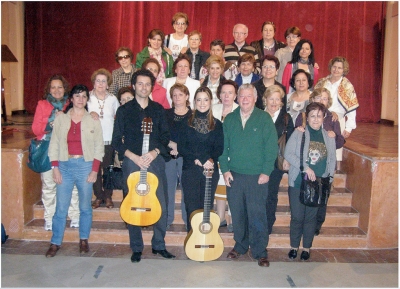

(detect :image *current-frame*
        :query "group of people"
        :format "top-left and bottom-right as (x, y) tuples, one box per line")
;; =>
(33, 12), (359, 267)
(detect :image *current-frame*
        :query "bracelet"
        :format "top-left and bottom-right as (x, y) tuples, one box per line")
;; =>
(154, 149), (159, 155)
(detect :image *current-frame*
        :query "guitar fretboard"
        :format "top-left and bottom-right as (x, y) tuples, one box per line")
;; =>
(140, 134), (150, 182)
(203, 174), (212, 223)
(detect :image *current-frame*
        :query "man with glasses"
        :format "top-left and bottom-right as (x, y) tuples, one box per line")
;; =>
(185, 30), (210, 80)
(224, 23), (260, 81)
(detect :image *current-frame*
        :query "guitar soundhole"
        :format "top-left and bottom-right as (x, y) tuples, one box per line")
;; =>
(199, 222), (212, 234)
(135, 182), (149, 196)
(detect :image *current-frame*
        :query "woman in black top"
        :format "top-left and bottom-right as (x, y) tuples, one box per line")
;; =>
(164, 83), (192, 229)
(179, 87), (224, 232)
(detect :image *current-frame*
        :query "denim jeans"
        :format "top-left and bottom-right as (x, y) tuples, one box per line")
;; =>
(51, 157), (93, 245)
(165, 157), (186, 226)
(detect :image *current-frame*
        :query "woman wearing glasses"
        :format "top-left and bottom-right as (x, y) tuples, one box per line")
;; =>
(141, 58), (170, 109)
(87, 68), (120, 209)
(275, 27), (302, 83)
(251, 21), (286, 61)
(116, 87), (134, 106)
(164, 12), (189, 61)
(109, 47), (136, 96)
(136, 29), (174, 86)
(253, 55), (287, 110)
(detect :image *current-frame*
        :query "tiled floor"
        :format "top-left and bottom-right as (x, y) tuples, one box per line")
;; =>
(2, 239), (398, 264)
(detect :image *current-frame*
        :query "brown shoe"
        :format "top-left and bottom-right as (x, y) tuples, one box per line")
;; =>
(105, 198), (114, 209)
(258, 257), (270, 267)
(79, 239), (89, 254)
(92, 199), (102, 209)
(45, 244), (60, 258)
(227, 248), (241, 259)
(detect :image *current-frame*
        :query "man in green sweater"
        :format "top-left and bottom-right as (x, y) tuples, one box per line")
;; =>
(219, 83), (278, 267)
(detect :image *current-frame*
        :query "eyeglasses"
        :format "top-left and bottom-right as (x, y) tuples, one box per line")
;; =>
(175, 22), (186, 26)
(234, 32), (247, 36)
(147, 67), (158, 73)
(189, 38), (200, 41)
(286, 35), (298, 39)
(120, 97), (133, 105)
(95, 79), (107, 84)
(117, 55), (130, 60)
(262, 65), (276, 70)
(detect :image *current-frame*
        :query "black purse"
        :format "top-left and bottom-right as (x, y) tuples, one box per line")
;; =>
(27, 138), (51, 173)
(277, 114), (289, 172)
(299, 132), (332, 207)
(102, 151), (123, 190)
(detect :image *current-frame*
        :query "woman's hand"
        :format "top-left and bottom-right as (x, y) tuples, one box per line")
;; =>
(343, 130), (351, 138)
(164, 47), (172, 56)
(194, 159), (203, 167)
(283, 159), (290, 171)
(170, 149), (178, 156)
(53, 167), (62, 184)
(314, 62), (320, 69)
(87, 171), (97, 183)
(296, 126), (305, 132)
(180, 47), (188, 54)
(90, 111), (100, 120)
(55, 110), (63, 117)
(305, 167), (316, 181)
(327, 130), (336, 138)
(331, 112), (339, 122)
(168, 141), (177, 151)
(258, 173), (270, 185)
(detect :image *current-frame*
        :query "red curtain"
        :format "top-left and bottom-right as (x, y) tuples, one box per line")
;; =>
(24, 1), (386, 123)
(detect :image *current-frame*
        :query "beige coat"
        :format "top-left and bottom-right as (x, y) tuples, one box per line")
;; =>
(48, 110), (104, 163)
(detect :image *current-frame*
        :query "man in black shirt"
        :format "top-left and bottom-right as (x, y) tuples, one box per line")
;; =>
(112, 69), (175, 263)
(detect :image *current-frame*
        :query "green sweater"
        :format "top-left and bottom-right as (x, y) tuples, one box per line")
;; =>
(135, 47), (174, 78)
(219, 107), (278, 176)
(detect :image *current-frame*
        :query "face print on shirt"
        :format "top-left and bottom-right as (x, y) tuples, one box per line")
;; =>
(307, 141), (327, 165)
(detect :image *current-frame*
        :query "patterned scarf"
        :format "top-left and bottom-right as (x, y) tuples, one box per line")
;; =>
(148, 47), (166, 84)
(45, 93), (68, 139)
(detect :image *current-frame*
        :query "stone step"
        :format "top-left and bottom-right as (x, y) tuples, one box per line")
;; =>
(23, 220), (367, 249)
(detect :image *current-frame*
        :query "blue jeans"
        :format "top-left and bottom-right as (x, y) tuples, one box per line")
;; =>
(51, 157), (93, 245)
(165, 157), (186, 226)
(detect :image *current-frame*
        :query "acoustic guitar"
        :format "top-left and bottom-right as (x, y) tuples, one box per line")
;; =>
(120, 117), (162, 226)
(184, 160), (224, 261)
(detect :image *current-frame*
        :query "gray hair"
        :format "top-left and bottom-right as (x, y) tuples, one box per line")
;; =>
(238, 83), (257, 99)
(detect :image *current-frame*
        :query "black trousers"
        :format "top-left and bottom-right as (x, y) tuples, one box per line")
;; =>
(93, 144), (114, 200)
(266, 168), (285, 234)
(181, 165), (219, 232)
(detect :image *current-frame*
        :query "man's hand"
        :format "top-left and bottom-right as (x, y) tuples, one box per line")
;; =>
(223, 172), (234, 187)
(258, 173), (269, 185)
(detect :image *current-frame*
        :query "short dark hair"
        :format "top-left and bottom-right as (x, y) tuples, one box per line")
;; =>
(290, 39), (315, 66)
(65, 84), (89, 113)
(172, 54), (192, 75)
(306, 102), (326, 118)
(43, 74), (69, 99)
(147, 29), (165, 47)
(210, 39), (225, 51)
(114, 47), (133, 64)
(262, 55), (280, 70)
(131, 69), (156, 89)
(237, 53), (256, 69)
(217, 79), (238, 102)
(117, 86), (134, 102)
(261, 21), (276, 32)
(141, 58), (161, 74)
(290, 69), (313, 90)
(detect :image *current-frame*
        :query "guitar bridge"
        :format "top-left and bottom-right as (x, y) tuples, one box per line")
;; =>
(131, 207), (151, 212)
(194, 245), (215, 248)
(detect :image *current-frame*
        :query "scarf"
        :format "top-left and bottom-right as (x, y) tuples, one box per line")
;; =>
(45, 93), (68, 139)
(148, 47), (166, 84)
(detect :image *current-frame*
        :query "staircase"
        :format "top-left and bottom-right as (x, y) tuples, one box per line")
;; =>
(23, 172), (367, 249)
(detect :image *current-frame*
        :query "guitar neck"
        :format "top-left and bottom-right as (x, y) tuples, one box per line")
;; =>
(203, 176), (212, 223)
(140, 134), (150, 176)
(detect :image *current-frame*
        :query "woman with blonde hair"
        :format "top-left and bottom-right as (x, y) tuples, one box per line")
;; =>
(201, 55), (226, 104)
(179, 87), (224, 232)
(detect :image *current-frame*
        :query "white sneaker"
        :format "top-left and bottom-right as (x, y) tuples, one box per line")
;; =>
(44, 220), (52, 231)
(70, 219), (79, 228)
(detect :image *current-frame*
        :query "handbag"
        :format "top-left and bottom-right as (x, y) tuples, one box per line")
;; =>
(102, 150), (123, 190)
(27, 138), (51, 173)
(277, 114), (289, 171)
(299, 132), (332, 207)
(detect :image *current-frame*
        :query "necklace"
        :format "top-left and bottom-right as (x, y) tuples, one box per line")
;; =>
(174, 107), (188, 115)
(299, 58), (309, 64)
(263, 42), (275, 50)
(97, 98), (105, 119)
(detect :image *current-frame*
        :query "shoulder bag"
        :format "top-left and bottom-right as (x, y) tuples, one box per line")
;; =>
(299, 132), (332, 207)
(277, 113), (289, 172)
(27, 138), (51, 173)
(102, 150), (123, 190)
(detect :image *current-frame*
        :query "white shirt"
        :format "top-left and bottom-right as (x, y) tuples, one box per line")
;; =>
(162, 77), (200, 109)
(167, 34), (188, 61)
(87, 91), (120, 142)
(325, 77), (356, 132)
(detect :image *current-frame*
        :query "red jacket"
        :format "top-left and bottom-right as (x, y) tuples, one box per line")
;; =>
(152, 83), (170, 109)
(282, 63), (319, 94)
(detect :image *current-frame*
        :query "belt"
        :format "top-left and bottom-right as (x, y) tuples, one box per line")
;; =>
(68, 155), (83, 159)
(104, 141), (111, 145)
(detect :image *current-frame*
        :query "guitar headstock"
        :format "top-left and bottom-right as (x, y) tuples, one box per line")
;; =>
(203, 159), (214, 177)
(141, 117), (153, 135)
